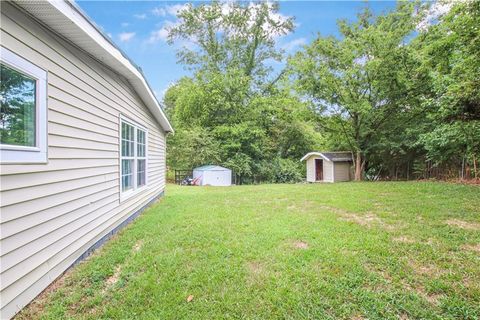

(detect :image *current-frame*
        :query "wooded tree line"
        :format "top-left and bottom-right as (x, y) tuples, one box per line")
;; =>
(164, 0), (479, 183)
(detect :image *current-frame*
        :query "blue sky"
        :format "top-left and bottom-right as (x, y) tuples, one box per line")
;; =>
(77, 1), (397, 100)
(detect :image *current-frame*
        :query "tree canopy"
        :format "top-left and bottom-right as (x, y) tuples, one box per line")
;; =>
(164, 0), (479, 182)
(288, 2), (424, 180)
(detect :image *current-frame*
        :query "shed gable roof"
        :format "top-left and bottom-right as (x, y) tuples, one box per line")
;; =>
(301, 152), (353, 162)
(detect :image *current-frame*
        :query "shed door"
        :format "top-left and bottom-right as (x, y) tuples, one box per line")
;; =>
(315, 159), (323, 181)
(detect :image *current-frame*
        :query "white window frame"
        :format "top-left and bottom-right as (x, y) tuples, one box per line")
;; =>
(0, 47), (48, 164)
(119, 115), (148, 201)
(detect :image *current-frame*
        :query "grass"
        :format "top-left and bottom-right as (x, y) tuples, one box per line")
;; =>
(19, 182), (480, 319)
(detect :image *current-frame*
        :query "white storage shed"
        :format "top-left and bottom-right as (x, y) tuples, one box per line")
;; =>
(193, 165), (232, 186)
(301, 152), (353, 183)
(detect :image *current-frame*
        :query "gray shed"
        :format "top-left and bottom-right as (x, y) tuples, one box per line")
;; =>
(193, 165), (232, 186)
(301, 152), (353, 182)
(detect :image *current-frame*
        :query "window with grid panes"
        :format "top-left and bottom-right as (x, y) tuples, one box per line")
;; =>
(120, 118), (147, 195)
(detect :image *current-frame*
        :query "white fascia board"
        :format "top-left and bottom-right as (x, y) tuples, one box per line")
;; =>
(41, 0), (173, 132)
(300, 152), (331, 162)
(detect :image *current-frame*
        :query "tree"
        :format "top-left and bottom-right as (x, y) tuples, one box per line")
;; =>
(164, 1), (320, 183)
(289, 2), (423, 180)
(0, 65), (36, 146)
(167, 126), (221, 170)
(167, 0), (294, 89)
(415, 0), (480, 178)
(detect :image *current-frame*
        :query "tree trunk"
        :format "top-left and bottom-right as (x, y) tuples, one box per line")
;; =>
(354, 151), (364, 181)
(473, 154), (478, 179)
(407, 161), (410, 180)
(466, 162), (471, 179)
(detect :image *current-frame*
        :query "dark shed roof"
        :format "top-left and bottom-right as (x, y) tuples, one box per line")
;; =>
(321, 152), (353, 162)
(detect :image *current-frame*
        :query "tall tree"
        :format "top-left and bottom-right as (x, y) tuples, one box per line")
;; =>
(164, 1), (320, 183)
(167, 1), (294, 89)
(415, 0), (480, 178)
(289, 3), (423, 180)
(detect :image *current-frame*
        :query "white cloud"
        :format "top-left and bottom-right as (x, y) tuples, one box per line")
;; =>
(119, 32), (136, 42)
(121, 22), (130, 27)
(417, 2), (453, 31)
(148, 4), (189, 18)
(148, 28), (169, 43)
(165, 4), (189, 16)
(282, 38), (306, 52)
(152, 7), (166, 17)
(134, 13), (147, 20)
(148, 20), (179, 44)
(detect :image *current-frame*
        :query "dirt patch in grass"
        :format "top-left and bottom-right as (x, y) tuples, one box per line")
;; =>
(287, 200), (317, 212)
(393, 236), (417, 244)
(462, 274), (480, 290)
(132, 240), (144, 252)
(423, 292), (444, 305)
(15, 269), (75, 319)
(406, 281), (444, 305)
(445, 219), (480, 231)
(67, 293), (95, 317)
(247, 261), (265, 275)
(104, 265), (122, 290)
(340, 212), (396, 231)
(408, 260), (445, 278)
(403, 280), (444, 305)
(341, 212), (380, 226)
(318, 205), (349, 215)
(318, 204), (399, 231)
(245, 261), (269, 286)
(363, 264), (393, 285)
(364, 263), (444, 306)
(293, 241), (309, 249)
(461, 243), (480, 253)
(403, 259), (449, 306)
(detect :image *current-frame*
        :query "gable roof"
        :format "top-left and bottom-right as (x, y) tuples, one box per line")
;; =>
(15, 0), (173, 133)
(301, 152), (353, 162)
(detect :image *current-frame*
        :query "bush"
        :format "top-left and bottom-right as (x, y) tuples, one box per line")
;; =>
(256, 158), (303, 184)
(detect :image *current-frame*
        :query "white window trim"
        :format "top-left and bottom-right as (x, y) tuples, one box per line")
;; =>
(119, 115), (149, 201)
(0, 46), (48, 164)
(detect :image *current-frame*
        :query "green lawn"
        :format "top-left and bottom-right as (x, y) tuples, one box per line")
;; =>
(20, 182), (480, 319)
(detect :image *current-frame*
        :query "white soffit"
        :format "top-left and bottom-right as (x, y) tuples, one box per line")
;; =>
(15, 0), (173, 133)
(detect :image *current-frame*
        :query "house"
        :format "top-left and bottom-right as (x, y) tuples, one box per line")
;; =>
(301, 152), (353, 182)
(0, 1), (173, 318)
(193, 165), (232, 186)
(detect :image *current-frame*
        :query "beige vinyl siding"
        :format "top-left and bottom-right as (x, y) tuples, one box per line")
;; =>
(323, 160), (334, 182)
(333, 162), (351, 182)
(306, 156), (316, 182)
(0, 3), (167, 318)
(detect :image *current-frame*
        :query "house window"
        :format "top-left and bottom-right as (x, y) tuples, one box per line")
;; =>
(120, 117), (147, 196)
(137, 129), (146, 187)
(0, 47), (47, 163)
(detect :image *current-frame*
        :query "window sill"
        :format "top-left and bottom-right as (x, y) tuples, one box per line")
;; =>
(0, 147), (47, 164)
(119, 184), (150, 203)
